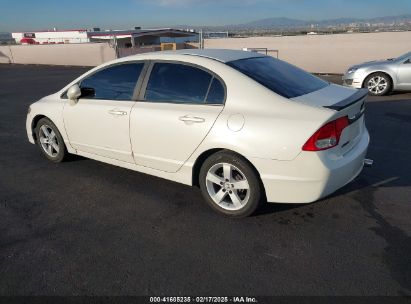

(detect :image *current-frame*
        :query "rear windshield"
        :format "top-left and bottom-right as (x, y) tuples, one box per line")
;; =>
(227, 56), (329, 98)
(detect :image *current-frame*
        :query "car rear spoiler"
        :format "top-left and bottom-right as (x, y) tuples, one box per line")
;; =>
(324, 88), (368, 111)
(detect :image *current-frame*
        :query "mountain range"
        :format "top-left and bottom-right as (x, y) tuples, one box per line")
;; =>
(178, 14), (411, 31)
(240, 14), (411, 28)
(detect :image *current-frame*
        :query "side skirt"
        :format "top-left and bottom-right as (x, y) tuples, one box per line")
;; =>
(74, 150), (194, 186)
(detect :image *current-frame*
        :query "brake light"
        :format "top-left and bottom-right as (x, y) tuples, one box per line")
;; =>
(302, 116), (349, 151)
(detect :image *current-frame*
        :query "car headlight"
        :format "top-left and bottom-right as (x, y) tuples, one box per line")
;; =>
(347, 67), (358, 74)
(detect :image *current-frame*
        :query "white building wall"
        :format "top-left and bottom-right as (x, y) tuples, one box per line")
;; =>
(202, 31), (411, 74)
(12, 30), (89, 44)
(0, 43), (116, 66)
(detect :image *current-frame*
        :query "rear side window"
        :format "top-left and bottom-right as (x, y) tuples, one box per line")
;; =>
(206, 78), (225, 104)
(227, 57), (329, 98)
(145, 63), (219, 104)
(80, 63), (144, 100)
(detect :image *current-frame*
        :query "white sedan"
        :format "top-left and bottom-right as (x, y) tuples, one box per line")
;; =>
(26, 49), (370, 217)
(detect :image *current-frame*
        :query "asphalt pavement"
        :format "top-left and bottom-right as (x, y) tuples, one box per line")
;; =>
(0, 64), (410, 296)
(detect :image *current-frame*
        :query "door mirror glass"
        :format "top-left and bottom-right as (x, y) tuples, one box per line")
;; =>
(67, 84), (81, 101)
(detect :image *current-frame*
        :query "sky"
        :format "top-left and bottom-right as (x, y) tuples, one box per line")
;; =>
(0, 0), (411, 32)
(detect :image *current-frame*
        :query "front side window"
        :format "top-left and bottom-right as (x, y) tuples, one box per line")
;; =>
(80, 63), (144, 100)
(227, 57), (329, 99)
(145, 63), (219, 104)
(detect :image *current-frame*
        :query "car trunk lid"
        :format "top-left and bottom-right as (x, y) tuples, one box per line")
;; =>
(292, 84), (368, 155)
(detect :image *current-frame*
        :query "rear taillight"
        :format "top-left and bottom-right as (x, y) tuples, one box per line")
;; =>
(302, 116), (349, 151)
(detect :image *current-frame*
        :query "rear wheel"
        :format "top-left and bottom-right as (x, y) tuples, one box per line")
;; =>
(35, 118), (67, 163)
(199, 151), (263, 217)
(364, 73), (392, 96)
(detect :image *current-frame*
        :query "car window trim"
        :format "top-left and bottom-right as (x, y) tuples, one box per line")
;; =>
(60, 60), (149, 101)
(132, 60), (151, 100)
(138, 59), (227, 106)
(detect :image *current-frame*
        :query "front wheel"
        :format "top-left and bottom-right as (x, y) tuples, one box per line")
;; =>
(35, 118), (67, 163)
(364, 73), (392, 96)
(199, 151), (263, 217)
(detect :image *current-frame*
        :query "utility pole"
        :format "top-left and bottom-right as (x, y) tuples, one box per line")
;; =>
(199, 29), (204, 49)
(112, 35), (119, 58)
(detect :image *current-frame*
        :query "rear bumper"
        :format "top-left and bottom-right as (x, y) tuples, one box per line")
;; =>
(251, 128), (370, 204)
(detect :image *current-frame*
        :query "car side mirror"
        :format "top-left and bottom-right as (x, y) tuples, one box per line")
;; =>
(67, 84), (81, 104)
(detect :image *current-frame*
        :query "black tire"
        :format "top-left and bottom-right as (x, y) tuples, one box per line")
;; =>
(364, 72), (392, 96)
(35, 118), (67, 163)
(199, 151), (264, 217)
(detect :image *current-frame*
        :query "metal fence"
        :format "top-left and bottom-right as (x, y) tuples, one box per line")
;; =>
(242, 47), (279, 58)
(117, 46), (161, 58)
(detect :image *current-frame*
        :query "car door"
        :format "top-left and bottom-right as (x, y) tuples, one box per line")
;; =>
(130, 61), (226, 172)
(396, 58), (411, 88)
(63, 62), (145, 163)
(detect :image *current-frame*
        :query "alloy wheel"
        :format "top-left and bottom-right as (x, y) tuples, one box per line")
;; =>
(205, 162), (250, 211)
(367, 76), (388, 95)
(39, 125), (60, 158)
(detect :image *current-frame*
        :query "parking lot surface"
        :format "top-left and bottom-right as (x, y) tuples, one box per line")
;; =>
(0, 65), (410, 296)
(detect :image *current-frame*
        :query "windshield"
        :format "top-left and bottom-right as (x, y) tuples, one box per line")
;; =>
(226, 56), (329, 99)
(395, 51), (411, 61)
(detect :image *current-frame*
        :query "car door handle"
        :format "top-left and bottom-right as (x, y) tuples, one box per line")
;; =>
(108, 109), (127, 116)
(179, 115), (205, 124)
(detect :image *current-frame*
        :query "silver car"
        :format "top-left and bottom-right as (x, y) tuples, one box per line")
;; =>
(342, 51), (411, 96)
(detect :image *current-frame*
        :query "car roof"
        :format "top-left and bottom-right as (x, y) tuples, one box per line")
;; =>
(156, 49), (266, 63)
